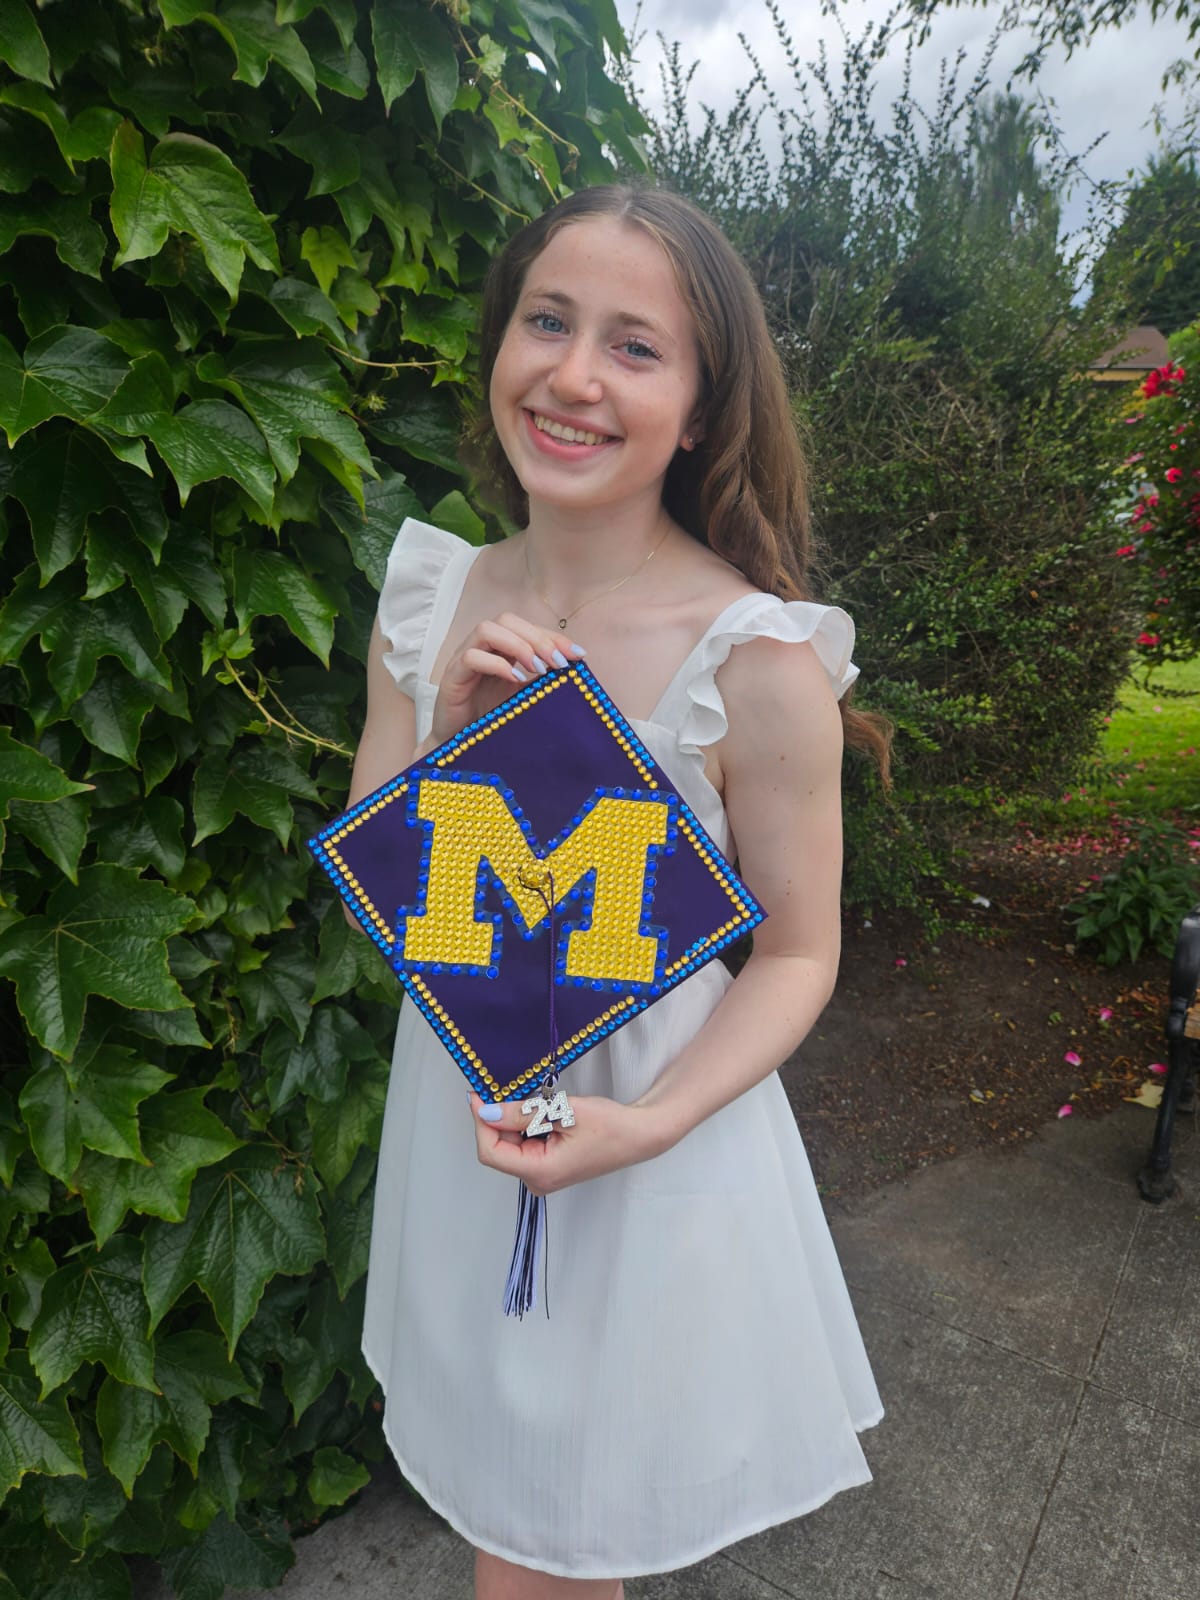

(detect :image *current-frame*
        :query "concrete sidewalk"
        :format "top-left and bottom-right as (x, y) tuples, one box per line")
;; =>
(139, 1103), (1200, 1599)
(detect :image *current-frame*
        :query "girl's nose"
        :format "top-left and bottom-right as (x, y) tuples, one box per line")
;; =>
(548, 337), (603, 405)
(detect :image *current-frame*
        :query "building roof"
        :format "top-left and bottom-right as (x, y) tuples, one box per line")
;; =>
(1087, 324), (1171, 381)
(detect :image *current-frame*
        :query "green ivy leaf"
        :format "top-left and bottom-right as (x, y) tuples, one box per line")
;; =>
(0, 730), (91, 819)
(91, 349), (178, 438)
(311, 904), (394, 1002)
(317, 468), (423, 588)
(92, 792), (186, 880)
(277, 122), (360, 198)
(147, 399), (276, 516)
(41, 1448), (127, 1552)
(142, 1146), (325, 1353)
(3, 1237), (54, 1331)
(19, 1044), (172, 1182)
(28, 1235), (156, 1395)
(231, 548), (337, 663)
(401, 296), (474, 364)
(159, 1509), (293, 1600)
(321, 1177), (374, 1299)
(71, 661), (156, 766)
(192, 741), (320, 848)
(368, 388), (464, 474)
(0, 193), (107, 278)
(299, 223), (356, 298)
(180, 0), (319, 105)
(0, 0), (52, 86)
(306, 1055), (388, 1191)
(46, 586), (171, 707)
(7, 428), (167, 581)
(371, 0), (459, 132)
(308, 28), (370, 100)
(0, 865), (195, 1058)
(0, 326), (130, 448)
(96, 1330), (251, 1493)
(0, 1366), (83, 1497)
(109, 124), (281, 302)
(263, 1005), (382, 1110)
(429, 488), (485, 546)
(196, 339), (372, 486)
(238, 942), (313, 1040)
(307, 1445), (369, 1508)
(265, 277), (344, 343)
(76, 1090), (242, 1248)
(8, 793), (90, 883)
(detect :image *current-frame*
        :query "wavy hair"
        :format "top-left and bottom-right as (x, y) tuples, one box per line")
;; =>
(464, 185), (891, 777)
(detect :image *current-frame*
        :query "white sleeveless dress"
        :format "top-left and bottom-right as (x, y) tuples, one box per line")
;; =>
(361, 519), (882, 1580)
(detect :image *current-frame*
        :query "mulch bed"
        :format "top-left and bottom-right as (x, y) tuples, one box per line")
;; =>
(784, 828), (1171, 1203)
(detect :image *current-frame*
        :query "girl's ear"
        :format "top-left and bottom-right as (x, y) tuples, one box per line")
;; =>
(680, 411), (706, 451)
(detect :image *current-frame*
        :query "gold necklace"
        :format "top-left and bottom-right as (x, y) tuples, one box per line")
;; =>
(523, 526), (671, 631)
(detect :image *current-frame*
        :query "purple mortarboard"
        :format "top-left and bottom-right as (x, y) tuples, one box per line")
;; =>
(310, 662), (763, 1098)
(309, 663), (765, 1315)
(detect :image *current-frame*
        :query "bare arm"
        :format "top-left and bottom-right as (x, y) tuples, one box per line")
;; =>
(471, 633), (847, 1188)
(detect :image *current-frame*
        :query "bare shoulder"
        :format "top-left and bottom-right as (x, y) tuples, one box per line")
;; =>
(717, 631), (843, 773)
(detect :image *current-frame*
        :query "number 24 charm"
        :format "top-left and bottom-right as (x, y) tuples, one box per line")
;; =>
(521, 1090), (575, 1138)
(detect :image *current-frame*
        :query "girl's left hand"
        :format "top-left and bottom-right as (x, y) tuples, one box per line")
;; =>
(468, 1093), (665, 1195)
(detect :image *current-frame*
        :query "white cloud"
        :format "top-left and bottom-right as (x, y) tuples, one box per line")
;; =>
(618, 0), (1197, 236)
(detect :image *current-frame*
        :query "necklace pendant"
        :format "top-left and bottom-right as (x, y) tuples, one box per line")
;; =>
(558, 618), (567, 631)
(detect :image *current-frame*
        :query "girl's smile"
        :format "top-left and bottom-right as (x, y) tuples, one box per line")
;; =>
(489, 216), (703, 519)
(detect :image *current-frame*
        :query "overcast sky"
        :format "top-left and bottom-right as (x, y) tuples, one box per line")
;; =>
(615, 0), (1197, 242)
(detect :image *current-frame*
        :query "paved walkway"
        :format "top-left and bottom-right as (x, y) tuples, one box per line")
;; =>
(137, 1102), (1200, 1599)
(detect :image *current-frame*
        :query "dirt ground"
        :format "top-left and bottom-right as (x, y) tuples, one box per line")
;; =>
(784, 830), (1173, 1204)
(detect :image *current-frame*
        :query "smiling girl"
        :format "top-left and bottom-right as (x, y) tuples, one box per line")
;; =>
(348, 187), (888, 1600)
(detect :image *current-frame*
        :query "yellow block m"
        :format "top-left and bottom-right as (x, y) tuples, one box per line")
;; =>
(400, 776), (671, 986)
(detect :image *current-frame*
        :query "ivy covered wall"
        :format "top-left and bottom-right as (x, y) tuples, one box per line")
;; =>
(0, 3), (643, 1594)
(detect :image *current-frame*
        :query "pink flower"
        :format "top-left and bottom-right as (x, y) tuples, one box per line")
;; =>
(1166, 467), (1183, 483)
(1148, 1062), (1168, 1076)
(1064, 1050), (1083, 1067)
(1114, 544), (1137, 557)
(893, 957), (907, 968)
(1137, 633), (1162, 646)
(1098, 1007), (1113, 1022)
(1057, 1104), (1074, 1118)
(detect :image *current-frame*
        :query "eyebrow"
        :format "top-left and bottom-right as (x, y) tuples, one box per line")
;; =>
(522, 288), (674, 344)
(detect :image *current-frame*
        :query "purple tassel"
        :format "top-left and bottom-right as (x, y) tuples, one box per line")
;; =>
(503, 1180), (546, 1318)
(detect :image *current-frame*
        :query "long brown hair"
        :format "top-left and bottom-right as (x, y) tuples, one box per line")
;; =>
(465, 184), (891, 778)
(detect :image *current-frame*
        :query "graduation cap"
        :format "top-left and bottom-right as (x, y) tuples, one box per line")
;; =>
(308, 662), (765, 1314)
(310, 660), (763, 1096)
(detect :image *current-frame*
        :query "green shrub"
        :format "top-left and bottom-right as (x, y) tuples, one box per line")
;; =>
(1067, 820), (1200, 964)
(0, 3), (641, 1595)
(632, 14), (1142, 903)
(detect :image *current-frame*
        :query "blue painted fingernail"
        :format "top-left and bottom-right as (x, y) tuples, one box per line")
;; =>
(511, 664), (528, 682)
(569, 643), (587, 657)
(531, 655), (548, 673)
(551, 649), (569, 668)
(477, 1102), (504, 1123)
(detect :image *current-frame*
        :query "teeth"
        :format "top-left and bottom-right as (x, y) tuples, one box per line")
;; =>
(533, 414), (612, 447)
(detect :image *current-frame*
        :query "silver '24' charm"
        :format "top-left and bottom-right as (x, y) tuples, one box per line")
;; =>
(522, 1089), (576, 1138)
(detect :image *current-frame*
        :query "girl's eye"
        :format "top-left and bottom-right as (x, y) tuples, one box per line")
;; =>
(621, 337), (660, 361)
(526, 309), (565, 335)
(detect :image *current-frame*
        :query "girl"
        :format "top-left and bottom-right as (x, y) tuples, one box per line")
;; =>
(347, 186), (888, 1600)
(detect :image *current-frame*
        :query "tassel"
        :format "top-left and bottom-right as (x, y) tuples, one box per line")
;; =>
(503, 1180), (546, 1318)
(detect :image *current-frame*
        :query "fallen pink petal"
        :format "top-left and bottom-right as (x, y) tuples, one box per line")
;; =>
(893, 957), (907, 968)
(1057, 1104), (1074, 1118)
(1148, 1062), (1168, 1076)
(1064, 1051), (1083, 1067)
(1098, 1008), (1113, 1023)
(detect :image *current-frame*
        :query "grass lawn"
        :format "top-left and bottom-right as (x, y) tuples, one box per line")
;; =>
(1007, 656), (1200, 832)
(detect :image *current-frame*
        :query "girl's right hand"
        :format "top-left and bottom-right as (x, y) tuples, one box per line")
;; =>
(426, 613), (585, 752)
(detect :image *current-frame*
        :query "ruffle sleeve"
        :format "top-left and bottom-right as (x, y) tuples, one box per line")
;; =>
(672, 593), (859, 760)
(376, 518), (468, 698)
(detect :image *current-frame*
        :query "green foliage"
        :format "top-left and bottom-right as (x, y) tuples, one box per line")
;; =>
(1067, 819), (1200, 964)
(1093, 153), (1200, 337)
(635, 12), (1139, 905)
(0, 2), (642, 1593)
